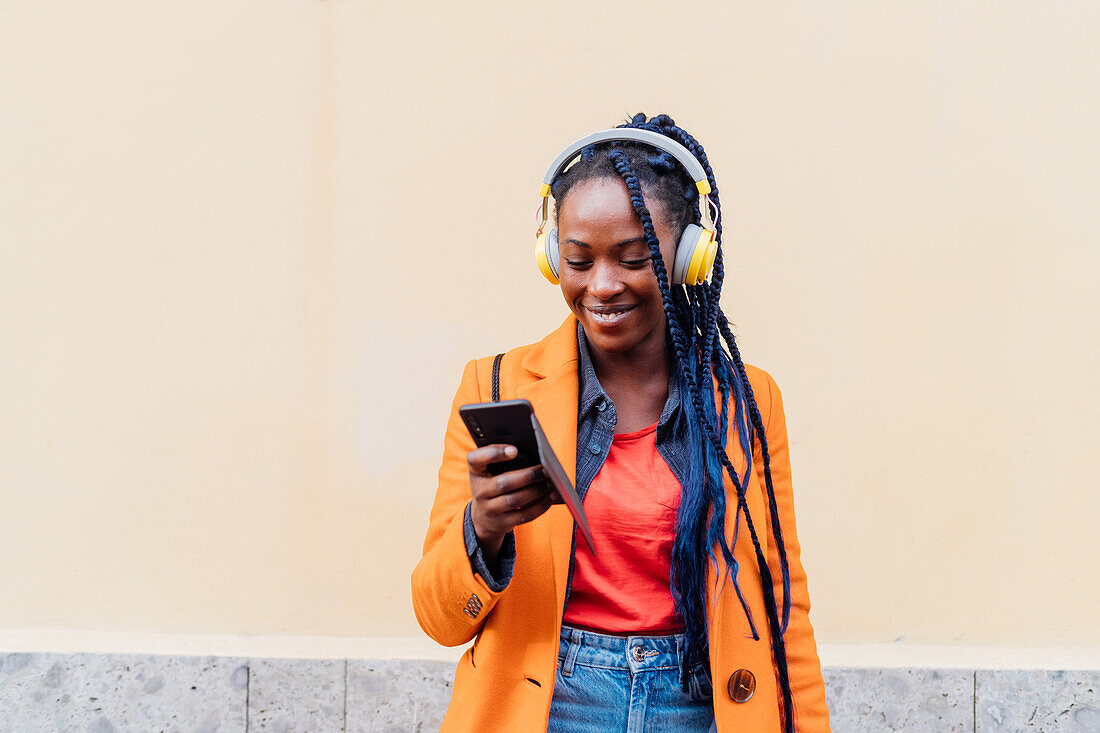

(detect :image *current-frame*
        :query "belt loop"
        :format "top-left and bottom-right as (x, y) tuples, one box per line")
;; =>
(561, 627), (581, 678)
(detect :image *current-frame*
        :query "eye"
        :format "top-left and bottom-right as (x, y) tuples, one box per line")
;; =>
(621, 257), (651, 268)
(564, 259), (591, 269)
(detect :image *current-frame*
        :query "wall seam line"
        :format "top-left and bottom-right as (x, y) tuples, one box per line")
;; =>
(972, 669), (977, 732)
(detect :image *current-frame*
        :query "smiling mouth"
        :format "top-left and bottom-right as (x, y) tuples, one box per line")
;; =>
(585, 304), (636, 325)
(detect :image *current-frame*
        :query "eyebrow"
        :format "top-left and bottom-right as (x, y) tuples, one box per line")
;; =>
(561, 236), (647, 249)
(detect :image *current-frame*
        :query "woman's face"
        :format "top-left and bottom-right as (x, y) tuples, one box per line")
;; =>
(556, 176), (678, 359)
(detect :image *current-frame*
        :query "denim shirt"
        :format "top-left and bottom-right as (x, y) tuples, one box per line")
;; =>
(463, 323), (690, 592)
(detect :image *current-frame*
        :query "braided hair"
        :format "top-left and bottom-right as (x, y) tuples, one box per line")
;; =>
(550, 113), (796, 731)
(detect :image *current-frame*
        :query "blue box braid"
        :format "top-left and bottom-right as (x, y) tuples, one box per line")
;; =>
(646, 115), (796, 636)
(634, 113), (795, 633)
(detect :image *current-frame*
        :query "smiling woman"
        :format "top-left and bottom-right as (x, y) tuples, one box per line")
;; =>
(557, 177), (677, 375)
(412, 114), (831, 732)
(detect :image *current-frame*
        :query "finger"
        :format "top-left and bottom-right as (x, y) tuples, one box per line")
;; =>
(525, 481), (561, 505)
(511, 489), (556, 526)
(466, 444), (517, 476)
(486, 482), (550, 514)
(537, 483), (565, 506)
(482, 464), (546, 499)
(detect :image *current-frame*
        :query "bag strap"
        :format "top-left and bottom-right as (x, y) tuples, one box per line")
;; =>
(491, 353), (504, 402)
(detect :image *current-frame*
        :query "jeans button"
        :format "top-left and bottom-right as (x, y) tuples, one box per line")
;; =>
(631, 646), (645, 663)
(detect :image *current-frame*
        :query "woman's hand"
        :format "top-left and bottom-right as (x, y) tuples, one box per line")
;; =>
(467, 444), (558, 566)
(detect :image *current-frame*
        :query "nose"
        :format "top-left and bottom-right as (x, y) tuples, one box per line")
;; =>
(587, 259), (626, 300)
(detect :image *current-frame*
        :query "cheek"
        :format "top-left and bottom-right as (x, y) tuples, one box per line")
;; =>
(558, 278), (582, 305)
(631, 271), (664, 306)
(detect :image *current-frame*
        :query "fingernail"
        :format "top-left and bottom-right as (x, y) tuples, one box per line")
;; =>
(504, 446), (517, 458)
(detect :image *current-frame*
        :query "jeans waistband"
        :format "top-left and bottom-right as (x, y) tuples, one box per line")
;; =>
(557, 624), (685, 678)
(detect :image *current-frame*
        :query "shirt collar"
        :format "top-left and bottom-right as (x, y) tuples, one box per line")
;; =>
(575, 322), (681, 428)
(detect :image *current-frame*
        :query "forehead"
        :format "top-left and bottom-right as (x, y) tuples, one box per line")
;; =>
(558, 177), (634, 229)
(558, 177), (668, 234)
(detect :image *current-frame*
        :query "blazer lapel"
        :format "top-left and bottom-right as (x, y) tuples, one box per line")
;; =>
(515, 315), (580, 617)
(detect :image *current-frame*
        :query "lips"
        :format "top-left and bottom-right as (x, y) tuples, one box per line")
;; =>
(584, 304), (636, 326)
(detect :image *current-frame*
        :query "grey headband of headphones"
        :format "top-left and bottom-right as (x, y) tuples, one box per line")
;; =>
(541, 128), (710, 192)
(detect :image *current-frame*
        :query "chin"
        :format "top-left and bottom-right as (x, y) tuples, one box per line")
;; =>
(573, 302), (665, 356)
(578, 321), (642, 354)
(588, 335), (635, 354)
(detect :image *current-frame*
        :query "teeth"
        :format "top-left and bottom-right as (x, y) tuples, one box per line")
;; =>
(587, 307), (633, 324)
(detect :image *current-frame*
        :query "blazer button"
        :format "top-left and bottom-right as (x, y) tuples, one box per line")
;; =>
(727, 668), (755, 703)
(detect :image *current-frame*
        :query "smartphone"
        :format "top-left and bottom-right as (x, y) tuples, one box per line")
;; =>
(459, 399), (541, 475)
(459, 398), (596, 554)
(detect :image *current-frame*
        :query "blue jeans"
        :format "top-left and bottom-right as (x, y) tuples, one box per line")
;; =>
(547, 625), (716, 732)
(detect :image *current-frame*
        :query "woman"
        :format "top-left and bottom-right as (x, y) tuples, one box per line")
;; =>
(412, 114), (830, 732)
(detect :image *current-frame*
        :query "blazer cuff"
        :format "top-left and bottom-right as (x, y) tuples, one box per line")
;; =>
(463, 502), (516, 592)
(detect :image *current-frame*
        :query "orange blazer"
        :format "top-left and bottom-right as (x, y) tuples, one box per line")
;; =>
(411, 314), (831, 732)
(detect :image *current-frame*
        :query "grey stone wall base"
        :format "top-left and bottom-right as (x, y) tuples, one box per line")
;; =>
(975, 670), (1099, 732)
(346, 660), (453, 733)
(1, 653), (1097, 732)
(823, 668), (973, 731)
(0, 652), (247, 733)
(249, 658), (344, 732)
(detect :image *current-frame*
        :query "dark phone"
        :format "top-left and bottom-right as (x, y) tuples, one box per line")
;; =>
(459, 399), (541, 475)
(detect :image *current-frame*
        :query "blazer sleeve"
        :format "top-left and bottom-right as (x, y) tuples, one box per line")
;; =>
(757, 371), (832, 732)
(410, 358), (512, 647)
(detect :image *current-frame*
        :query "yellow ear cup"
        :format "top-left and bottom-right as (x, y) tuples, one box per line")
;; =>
(535, 230), (560, 285)
(684, 228), (714, 285)
(699, 236), (719, 283)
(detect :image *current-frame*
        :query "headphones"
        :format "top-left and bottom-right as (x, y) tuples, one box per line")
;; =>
(534, 128), (719, 286)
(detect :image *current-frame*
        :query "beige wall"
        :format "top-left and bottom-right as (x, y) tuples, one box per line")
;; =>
(2, 1), (1097, 658)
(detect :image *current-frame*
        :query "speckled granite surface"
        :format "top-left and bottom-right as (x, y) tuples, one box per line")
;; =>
(248, 658), (345, 732)
(823, 668), (973, 731)
(346, 660), (453, 733)
(1, 652), (1096, 731)
(976, 669), (1099, 732)
(0, 652), (247, 732)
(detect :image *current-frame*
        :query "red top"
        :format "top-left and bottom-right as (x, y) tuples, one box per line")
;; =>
(563, 420), (684, 634)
